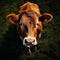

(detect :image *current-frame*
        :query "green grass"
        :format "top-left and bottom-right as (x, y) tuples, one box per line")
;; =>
(0, 0), (60, 60)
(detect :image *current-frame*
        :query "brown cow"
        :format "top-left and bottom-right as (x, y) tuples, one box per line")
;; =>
(6, 2), (53, 55)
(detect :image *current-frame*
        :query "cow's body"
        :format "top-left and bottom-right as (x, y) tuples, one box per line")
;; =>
(6, 2), (53, 55)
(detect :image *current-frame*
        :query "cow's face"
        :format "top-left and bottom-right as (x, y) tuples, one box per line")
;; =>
(6, 2), (53, 47)
(17, 11), (43, 47)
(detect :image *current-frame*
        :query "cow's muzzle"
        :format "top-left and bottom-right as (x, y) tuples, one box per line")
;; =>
(23, 36), (37, 47)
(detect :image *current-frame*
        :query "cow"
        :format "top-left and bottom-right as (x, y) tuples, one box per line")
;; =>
(6, 2), (53, 55)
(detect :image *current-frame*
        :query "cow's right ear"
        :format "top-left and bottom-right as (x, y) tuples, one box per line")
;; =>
(6, 13), (19, 24)
(39, 13), (53, 24)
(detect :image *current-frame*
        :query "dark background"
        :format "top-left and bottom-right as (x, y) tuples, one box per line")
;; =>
(0, 0), (60, 60)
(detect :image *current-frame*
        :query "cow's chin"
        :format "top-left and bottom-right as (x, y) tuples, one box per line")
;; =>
(23, 36), (37, 48)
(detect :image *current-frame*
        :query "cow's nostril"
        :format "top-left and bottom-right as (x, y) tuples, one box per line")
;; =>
(33, 39), (35, 42)
(25, 39), (28, 43)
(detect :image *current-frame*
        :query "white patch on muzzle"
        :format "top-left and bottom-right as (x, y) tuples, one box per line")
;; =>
(23, 36), (37, 46)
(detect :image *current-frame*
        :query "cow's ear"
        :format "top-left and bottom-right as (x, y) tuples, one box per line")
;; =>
(6, 13), (19, 24)
(39, 13), (53, 24)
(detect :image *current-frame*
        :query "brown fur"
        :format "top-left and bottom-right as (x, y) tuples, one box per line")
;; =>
(6, 2), (53, 40)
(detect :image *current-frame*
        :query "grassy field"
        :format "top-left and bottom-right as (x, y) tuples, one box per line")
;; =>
(0, 0), (60, 60)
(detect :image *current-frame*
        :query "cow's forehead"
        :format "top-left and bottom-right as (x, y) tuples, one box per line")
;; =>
(20, 13), (39, 25)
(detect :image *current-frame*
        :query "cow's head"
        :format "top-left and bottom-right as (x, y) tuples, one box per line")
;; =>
(6, 2), (53, 48)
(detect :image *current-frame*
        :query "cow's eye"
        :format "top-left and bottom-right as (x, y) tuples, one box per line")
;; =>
(19, 22), (23, 26)
(20, 23), (22, 25)
(37, 23), (39, 25)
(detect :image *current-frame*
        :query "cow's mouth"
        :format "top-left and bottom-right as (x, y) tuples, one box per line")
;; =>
(22, 36), (38, 55)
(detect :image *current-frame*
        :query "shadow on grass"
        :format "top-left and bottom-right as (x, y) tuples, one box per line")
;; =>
(0, 25), (25, 60)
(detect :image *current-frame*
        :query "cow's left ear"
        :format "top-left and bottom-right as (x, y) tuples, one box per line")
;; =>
(6, 13), (19, 25)
(39, 13), (53, 24)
